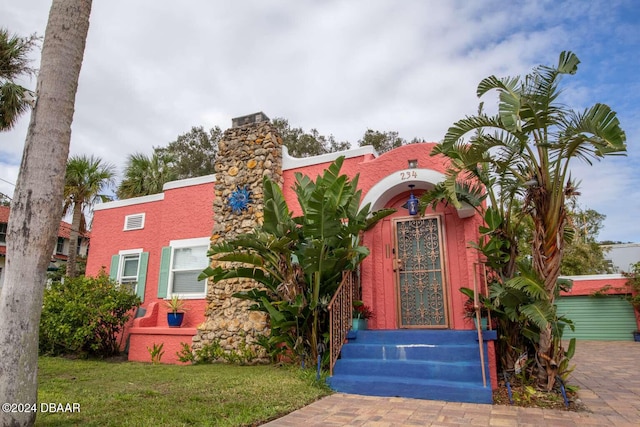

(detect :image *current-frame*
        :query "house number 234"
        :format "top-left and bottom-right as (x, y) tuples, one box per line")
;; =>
(400, 170), (418, 180)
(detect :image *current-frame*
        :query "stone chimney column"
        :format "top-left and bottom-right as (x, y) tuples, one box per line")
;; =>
(192, 112), (282, 359)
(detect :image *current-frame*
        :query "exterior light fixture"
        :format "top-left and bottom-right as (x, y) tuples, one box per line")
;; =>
(405, 184), (419, 215)
(408, 159), (418, 169)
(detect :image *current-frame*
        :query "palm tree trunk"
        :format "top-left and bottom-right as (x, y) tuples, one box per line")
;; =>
(532, 199), (567, 390)
(0, 1), (92, 426)
(66, 204), (83, 278)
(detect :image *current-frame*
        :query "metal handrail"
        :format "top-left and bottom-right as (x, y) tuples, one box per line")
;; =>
(474, 262), (488, 387)
(327, 271), (356, 376)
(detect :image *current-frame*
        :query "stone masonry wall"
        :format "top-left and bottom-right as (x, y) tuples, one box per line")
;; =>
(192, 118), (282, 360)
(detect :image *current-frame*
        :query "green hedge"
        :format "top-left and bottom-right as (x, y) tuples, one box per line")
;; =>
(40, 273), (141, 357)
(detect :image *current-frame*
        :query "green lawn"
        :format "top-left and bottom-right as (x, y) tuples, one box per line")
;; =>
(36, 357), (331, 426)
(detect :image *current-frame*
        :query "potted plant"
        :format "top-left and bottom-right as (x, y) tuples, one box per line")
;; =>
(165, 295), (188, 327)
(352, 300), (373, 331)
(460, 287), (491, 329)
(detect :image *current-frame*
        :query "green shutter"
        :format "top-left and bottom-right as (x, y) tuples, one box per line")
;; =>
(109, 255), (120, 280)
(136, 252), (149, 302)
(157, 246), (172, 298)
(557, 296), (637, 341)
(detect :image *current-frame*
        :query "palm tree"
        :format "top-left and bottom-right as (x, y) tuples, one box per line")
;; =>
(433, 51), (626, 389)
(64, 155), (115, 278)
(116, 152), (176, 199)
(0, 28), (39, 130)
(0, 1), (92, 424)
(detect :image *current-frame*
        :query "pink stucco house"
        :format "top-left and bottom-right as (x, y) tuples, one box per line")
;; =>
(85, 118), (639, 403)
(87, 145), (487, 348)
(86, 139), (502, 402)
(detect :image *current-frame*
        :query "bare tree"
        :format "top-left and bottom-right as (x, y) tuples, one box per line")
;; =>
(0, 1), (92, 425)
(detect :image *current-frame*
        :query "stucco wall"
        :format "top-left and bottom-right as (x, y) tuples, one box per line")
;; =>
(283, 143), (483, 330)
(559, 274), (629, 296)
(86, 177), (215, 311)
(360, 191), (483, 330)
(87, 143), (485, 338)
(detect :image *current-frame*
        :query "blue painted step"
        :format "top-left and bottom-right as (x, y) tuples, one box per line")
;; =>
(340, 342), (480, 362)
(333, 359), (485, 382)
(328, 329), (494, 404)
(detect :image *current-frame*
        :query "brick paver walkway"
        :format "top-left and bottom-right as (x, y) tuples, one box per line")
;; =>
(264, 341), (640, 426)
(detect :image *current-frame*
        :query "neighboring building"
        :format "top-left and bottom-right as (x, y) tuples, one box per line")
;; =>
(558, 273), (637, 341)
(0, 205), (90, 287)
(601, 243), (640, 273)
(555, 242), (640, 342)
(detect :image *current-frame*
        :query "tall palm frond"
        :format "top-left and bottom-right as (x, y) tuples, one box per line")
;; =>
(63, 154), (116, 277)
(0, 28), (39, 130)
(116, 152), (176, 199)
(432, 51), (626, 389)
(0, 82), (31, 130)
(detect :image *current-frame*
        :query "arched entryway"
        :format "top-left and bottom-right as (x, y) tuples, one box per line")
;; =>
(359, 169), (478, 331)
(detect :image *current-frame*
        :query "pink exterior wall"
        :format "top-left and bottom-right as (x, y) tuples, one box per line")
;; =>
(126, 302), (205, 364)
(86, 178), (215, 306)
(361, 193), (483, 331)
(282, 155), (368, 216)
(87, 145), (487, 363)
(559, 274), (628, 297)
(86, 177), (215, 363)
(283, 144), (484, 331)
(85, 143), (636, 382)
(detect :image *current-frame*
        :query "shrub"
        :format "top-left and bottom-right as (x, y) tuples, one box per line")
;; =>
(39, 272), (141, 357)
(623, 262), (640, 312)
(177, 338), (258, 365)
(148, 343), (165, 364)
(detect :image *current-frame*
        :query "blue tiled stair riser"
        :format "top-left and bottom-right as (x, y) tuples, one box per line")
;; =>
(328, 329), (495, 404)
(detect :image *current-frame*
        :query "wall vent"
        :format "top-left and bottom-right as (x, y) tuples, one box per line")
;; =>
(124, 213), (145, 231)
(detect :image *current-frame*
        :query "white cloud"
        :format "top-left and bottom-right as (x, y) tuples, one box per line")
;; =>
(0, 0), (638, 241)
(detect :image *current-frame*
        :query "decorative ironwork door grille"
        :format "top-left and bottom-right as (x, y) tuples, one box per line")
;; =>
(394, 216), (449, 328)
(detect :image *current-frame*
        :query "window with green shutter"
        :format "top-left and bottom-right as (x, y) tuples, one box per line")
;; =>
(109, 249), (148, 302)
(158, 237), (209, 299)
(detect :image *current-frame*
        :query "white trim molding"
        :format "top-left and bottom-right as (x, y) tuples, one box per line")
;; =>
(163, 174), (216, 190)
(359, 168), (475, 218)
(95, 193), (164, 211)
(282, 145), (378, 170)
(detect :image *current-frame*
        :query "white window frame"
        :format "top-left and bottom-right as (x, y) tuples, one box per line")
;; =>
(55, 237), (65, 254)
(123, 213), (145, 231)
(168, 237), (210, 299)
(117, 248), (143, 293)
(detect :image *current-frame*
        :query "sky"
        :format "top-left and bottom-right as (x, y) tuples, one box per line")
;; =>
(0, 0), (638, 242)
